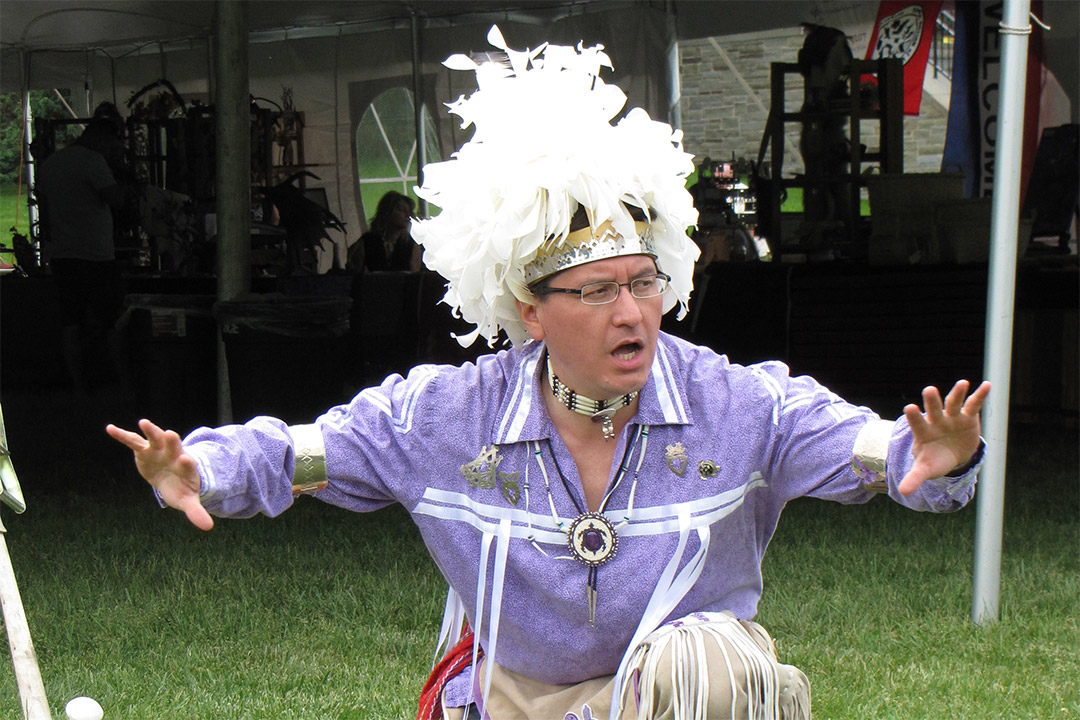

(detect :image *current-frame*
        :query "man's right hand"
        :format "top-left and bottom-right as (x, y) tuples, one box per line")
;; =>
(106, 419), (215, 531)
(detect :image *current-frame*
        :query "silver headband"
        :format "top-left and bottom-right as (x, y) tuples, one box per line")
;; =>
(524, 220), (656, 285)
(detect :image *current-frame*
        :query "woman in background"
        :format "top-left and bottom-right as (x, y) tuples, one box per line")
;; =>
(347, 190), (422, 272)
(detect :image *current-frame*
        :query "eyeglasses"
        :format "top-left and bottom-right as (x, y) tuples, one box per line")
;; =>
(536, 273), (670, 305)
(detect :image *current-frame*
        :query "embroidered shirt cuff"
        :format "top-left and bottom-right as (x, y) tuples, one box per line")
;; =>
(289, 423), (328, 495)
(852, 418), (893, 493)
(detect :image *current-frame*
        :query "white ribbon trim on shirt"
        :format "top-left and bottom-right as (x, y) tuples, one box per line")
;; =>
(414, 475), (765, 544)
(417, 476), (768, 716)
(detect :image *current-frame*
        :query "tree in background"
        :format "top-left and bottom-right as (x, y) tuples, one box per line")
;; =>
(0, 89), (80, 184)
(1, 90), (82, 251)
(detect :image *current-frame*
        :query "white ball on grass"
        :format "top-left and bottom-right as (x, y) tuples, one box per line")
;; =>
(65, 696), (104, 720)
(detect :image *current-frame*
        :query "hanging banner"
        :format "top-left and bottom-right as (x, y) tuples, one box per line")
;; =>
(863, 0), (944, 115)
(941, 1), (980, 197)
(976, 0), (1044, 201)
(977, 2), (1003, 199)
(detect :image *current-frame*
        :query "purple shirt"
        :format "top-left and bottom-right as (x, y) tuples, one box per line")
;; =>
(186, 332), (978, 685)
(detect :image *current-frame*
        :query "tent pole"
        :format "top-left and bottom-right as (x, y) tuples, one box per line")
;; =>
(213, 0), (251, 425)
(972, 0), (1031, 626)
(22, 51), (40, 252)
(411, 13), (427, 216)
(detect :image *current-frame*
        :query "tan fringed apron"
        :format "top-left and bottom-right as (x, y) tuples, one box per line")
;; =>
(442, 612), (810, 720)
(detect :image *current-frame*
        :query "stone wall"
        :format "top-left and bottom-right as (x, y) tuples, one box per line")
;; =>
(678, 29), (950, 177)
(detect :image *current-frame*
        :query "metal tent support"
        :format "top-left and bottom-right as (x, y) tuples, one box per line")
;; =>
(971, 0), (1033, 625)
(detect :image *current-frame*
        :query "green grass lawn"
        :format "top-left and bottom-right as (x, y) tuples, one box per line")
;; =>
(0, 389), (1075, 719)
(0, 183), (31, 265)
(0, 183), (31, 234)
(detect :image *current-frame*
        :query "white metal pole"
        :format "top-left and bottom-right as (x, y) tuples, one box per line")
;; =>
(411, 13), (427, 217)
(23, 66), (39, 252)
(0, 519), (52, 719)
(972, 0), (1031, 625)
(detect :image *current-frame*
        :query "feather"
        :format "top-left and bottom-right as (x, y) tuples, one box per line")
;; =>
(412, 25), (699, 347)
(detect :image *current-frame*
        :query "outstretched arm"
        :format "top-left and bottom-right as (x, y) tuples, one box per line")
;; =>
(898, 380), (991, 496)
(106, 419), (215, 530)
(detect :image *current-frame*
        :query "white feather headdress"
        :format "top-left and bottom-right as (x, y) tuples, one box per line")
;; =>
(412, 26), (699, 348)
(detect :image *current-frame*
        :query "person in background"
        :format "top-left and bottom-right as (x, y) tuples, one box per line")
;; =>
(107, 29), (989, 720)
(347, 190), (422, 272)
(36, 114), (131, 398)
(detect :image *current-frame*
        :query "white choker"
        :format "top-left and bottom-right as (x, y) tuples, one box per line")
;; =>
(546, 357), (638, 440)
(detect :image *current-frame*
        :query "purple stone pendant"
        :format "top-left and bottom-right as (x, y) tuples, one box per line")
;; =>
(567, 512), (619, 567)
(566, 512), (619, 624)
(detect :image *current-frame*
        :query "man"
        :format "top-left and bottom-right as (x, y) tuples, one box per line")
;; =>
(36, 114), (129, 396)
(108, 28), (989, 720)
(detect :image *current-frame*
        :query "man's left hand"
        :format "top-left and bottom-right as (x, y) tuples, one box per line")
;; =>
(898, 380), (991, 495)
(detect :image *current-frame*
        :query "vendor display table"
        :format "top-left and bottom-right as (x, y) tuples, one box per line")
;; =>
(2, 262), (1075, 426)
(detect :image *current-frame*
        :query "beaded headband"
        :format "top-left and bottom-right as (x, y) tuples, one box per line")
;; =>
(411, 26), (699, 347)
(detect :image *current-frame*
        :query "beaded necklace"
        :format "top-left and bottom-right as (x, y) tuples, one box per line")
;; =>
(546, 356), (638, 441)
(522, 425), (650, 624)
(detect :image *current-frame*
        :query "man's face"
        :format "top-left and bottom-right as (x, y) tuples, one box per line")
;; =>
(518, 254), (664, 400)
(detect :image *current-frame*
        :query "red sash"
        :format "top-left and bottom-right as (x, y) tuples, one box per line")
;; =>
(417, 632), (482, 720)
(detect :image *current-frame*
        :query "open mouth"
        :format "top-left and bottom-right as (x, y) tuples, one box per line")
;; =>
(612, 341), (642, 361)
